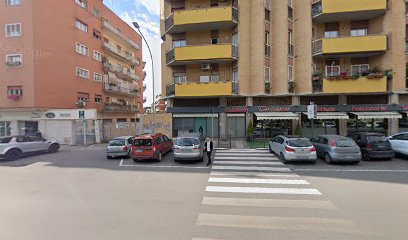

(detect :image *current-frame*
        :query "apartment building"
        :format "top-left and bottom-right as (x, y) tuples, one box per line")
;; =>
(161, 0), (408, 138)
(0, 0), (144, 144)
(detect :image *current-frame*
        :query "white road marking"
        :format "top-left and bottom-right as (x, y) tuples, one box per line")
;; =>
(210, 171), (299, 178)
(202, 197), (337, 209)
(197, 214), (359, 233)
(295, 169), (408, 173)
(216, 150), (269, 153)
(206, 186), (322, 195)
(119, 160), (208, 169)
(215, 156), (279, 160)
(208, 178), (309, 185)
(212, 166), (292, 172)
(214, 161), (283, 166)
(216, 153), (273, 157)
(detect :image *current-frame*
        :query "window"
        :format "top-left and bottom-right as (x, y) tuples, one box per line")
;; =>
(116, 27), (122, 34)
(6, 54), (22, 67)
(173, 73), (186, 84)
(77, 92), (89, 102)
(95, 95), (102, 104)
(93, 7), (101, 18)
(75, 19), (88, 33)
(351, 64), (370, 75)
(75, 0), (87, 9)
(265, 31), (270, 58)
(7, 86), (23, 96)
(94, 73), (102, 82)
(7, 0), (20, 6)
(5, 23), (21, 37)
(288, 30), (293, 57)
(265, 66), (270, 83)
(288, 65), (294, 82)
(93, 51), (102, 61)
(93, 29), (102, 40)
(324, 31), (338, 38)
(265, 9), (270, 23)
(351, 29), (368, 37)
(75, 42), (89, 56)
(325, 65), (341, 77)
(0, 121), (11, 137)
(210, 74), (220, 82)
(172, 40), (186, 48)
(211, 30), (219, 44)
(76, 67), (89, 79)
(211, 38), (219, 44)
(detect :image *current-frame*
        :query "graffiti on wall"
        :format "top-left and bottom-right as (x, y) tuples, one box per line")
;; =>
(143, 113), (172, 137)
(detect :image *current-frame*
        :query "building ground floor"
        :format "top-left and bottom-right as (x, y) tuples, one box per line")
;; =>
(167, 94), (408, 139)
(0, 109), (142, 145)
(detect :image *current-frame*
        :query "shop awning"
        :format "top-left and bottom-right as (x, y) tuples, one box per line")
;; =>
(173, 113), (218, 118)
(255, 112), (299, 120)
(350, 112), (402, 119)
(303, 112), (349, 120)
(227, 113), (246, 117)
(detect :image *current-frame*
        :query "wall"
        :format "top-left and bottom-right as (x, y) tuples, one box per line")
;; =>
(143, 113), (172, 138)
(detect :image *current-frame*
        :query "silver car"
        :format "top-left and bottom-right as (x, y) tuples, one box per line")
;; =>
(0, 135), (60, 161)
(106, 136), (133, 159)
(310, 135), (361, 164)
(269, 135), (317, 163)
(173, 133), (203, 161)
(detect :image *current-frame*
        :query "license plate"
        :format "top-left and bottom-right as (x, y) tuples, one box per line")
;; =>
(136, 150), (143, 153)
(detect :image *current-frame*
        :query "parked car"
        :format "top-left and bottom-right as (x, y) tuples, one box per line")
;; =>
(349, 132), (394, 161)
(106, 136), (133, 159)
(132, 133), (173, 162)
(173, 133), (203, 161)
(0, 135), (60, 161)
(310, 135), (361, 164)
(269, 135), (317, 163)
(387, 132), (408, 156)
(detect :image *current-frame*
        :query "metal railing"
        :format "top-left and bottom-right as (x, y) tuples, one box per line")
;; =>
(232, 7), (239, 21)
(232, 82), (239, 94)
(104, 103), (139, 113)
(166, 84), (175, 96)
(312, 0), (322, 16)
(164, 12), (175, 32)
(103, 42), (139, 64)
(312, 79), (323, 93)
(166, 48), (176, 65)
(232, 46), (239, 58)
(312, 39), (323, 54)
(104, 84), (139, 97)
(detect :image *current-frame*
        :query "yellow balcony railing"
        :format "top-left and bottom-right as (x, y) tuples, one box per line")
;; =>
(322, 76), (387, 94)
(164, 6), (238, 34)
(312, 34), (387, 56)
(312, 0), (386, 22)
(168, 82), (233, 97)
(166, 44), (238, 65)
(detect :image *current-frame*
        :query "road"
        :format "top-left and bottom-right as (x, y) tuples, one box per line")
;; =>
(0, 145), (407, 240)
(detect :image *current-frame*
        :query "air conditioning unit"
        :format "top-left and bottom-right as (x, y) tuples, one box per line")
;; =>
(201, 63), (211, 71)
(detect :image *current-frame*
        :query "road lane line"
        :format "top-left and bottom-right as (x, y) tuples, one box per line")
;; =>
(212, 166), (292, 172)
(208, 178), (309, 185)
(202, 197), (337, 209)
(206, 186), (322, 195)
(214, 161), (283, 166)
(214, 157), (279, 160)
(210, 171), (299, 178)
(119, 160), (208, 169)
(197, 214), (359, 234)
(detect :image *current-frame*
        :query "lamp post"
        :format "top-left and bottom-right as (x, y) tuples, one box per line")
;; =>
(132, 22), (155, 134)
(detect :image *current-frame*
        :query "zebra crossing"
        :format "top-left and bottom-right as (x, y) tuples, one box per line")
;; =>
(193, 149), (365, 240)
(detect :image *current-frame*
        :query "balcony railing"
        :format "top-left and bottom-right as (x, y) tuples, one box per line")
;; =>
(103, 42), (139, 64)
(103, 20), (140, 50)
(312, 39), (323, 55)
(232, 82), (239, 94)
(104, 84), (139, 97)
(166, 84), (175, 96)
(104, 103), (139, 113)
(312, 1), (322, 16)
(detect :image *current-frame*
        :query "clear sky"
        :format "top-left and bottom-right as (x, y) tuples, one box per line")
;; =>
(104, 0), (161, 108)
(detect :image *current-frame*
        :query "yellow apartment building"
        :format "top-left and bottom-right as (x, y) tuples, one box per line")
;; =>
(160, 0), (408, 139)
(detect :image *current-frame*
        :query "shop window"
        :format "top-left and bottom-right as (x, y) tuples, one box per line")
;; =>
(0, 121), (11, 137)
(301, 117), (339, 138)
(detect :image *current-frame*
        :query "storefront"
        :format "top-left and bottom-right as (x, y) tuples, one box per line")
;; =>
(0, 109), (100, 145)
(347, 112), (401, 134)
(301, 112), (349, 138)
(254, 112), (299, 138)
(173, 113), (219, 138)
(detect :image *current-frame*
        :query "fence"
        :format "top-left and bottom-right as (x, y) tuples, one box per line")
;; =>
(102, 122), (142, 142)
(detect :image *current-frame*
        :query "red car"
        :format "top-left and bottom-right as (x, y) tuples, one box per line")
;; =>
(132, 133), (173, 162)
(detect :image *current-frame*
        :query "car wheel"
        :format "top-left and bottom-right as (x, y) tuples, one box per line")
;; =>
(362, 152), (370, 161)
(48, 144), (60, 153)
(107, 156), (112, 159)
(269, 145), (273, 153)
(5, 149), (22, 161)
(280, 152), (288, 163)
(324, 153), (333, 164)
(158, 152), (163, 162)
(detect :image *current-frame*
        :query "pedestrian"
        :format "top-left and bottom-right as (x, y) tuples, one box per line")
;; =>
(204, 137), (214, 166)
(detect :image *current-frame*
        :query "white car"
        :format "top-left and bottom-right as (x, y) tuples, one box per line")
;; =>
(388, 132), (408, 156)
(269, 135), (317, 163)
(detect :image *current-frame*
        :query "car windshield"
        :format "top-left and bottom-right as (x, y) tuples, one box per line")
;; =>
(176, 138), (199, 146)
(108, 139), (126, 146)
(0, 137), (12, 144)
(336, 139), (356, 147)
(134, 139), (152, 147)
(367, 135), (387, 143)
(287, 139), (312, 147)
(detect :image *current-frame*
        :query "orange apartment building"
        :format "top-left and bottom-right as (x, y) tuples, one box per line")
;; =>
(0, 0), (145, 144)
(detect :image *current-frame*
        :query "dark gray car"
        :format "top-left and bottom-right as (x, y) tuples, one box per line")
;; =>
(310, 135), (361, 164)
(349, 132), (394, 161)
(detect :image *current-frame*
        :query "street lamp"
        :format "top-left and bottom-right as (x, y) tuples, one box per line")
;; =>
(132, 22), (155, 134)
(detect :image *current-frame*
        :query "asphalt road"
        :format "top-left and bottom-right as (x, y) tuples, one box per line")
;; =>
(0, 145), (407, 240)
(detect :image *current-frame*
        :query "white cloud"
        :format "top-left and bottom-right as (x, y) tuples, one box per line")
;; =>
(135, 0), (160, 16)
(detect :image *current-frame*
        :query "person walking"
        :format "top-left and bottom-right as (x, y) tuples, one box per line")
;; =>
(204, 137), (214, 166)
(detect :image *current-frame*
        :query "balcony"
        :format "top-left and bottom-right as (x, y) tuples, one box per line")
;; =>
(312, 34), (387, 57)
(166, 81), (233, 97)
(104, 103), (139, 113)
(104, 63), (140, 82)
(102, 20), (140, 50)
(166, 44), (238, 65)
(164, 6), (238, 35)
(104, 83), (139, 98)
(103, 42), (139, 65)
(312, 0), (387, 22)
(321, 76), (387, 94)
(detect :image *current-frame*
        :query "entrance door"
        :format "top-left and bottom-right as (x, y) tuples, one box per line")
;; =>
(194, 118), (207, 139)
